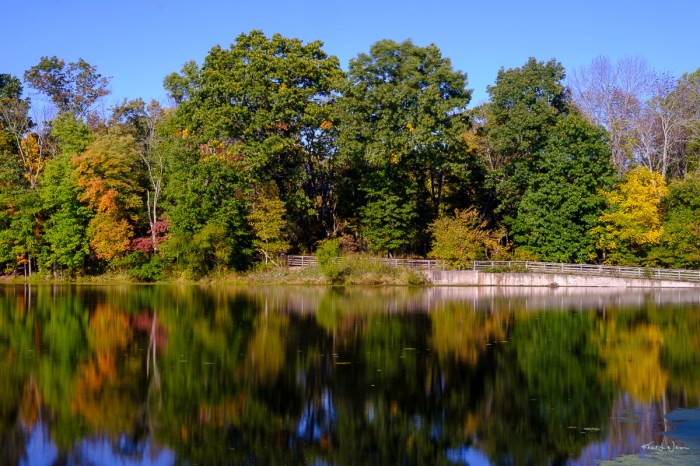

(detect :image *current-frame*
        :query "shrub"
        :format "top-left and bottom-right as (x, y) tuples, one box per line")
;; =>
(316, 239), (350, 285)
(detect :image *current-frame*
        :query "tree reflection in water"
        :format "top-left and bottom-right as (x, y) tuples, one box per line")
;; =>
(0, 285), (700, 465)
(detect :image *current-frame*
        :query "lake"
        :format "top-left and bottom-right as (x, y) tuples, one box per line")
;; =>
(2, 284), (700, 465)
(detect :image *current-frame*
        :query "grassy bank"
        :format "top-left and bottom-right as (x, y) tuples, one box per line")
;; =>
(1, 257), (428, 286)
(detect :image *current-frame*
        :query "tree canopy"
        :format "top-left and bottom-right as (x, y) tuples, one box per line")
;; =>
(2, 37), (700, 278)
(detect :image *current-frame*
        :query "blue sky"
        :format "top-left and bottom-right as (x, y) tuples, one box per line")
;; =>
(2, 0), (698, 109)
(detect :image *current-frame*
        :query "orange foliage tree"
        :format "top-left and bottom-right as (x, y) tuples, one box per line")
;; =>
(73, 129), (142, 261)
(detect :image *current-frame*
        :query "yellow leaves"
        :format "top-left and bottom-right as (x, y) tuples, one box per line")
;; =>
(595, 319), (668, 402)
(406, 123), (415, 133)
(389, 153), (399, 165)
(248, 185), (290, 261)
(430, 303), (509, 366)
(19, 133), (38, 154)
(175, 128), (191, 138)
(461, 130), (480, 153)
(594, 167), (668, 264)
(18, 133), (48, 188)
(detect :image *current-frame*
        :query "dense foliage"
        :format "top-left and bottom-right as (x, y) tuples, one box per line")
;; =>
(2, 32), (700, 278)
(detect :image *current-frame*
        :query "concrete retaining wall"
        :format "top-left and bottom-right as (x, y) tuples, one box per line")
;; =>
(424, 270), (700, 288)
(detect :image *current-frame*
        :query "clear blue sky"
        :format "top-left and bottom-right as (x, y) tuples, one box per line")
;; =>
(2, 0), (698, 109)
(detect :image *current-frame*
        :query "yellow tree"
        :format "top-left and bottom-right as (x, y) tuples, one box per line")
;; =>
(592, 167), (668, 265)
(247, 185), (289, 266)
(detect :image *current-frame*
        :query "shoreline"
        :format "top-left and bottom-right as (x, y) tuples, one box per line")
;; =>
(4, 268), (700, 288)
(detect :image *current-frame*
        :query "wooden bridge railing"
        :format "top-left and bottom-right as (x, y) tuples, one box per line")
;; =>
(473, 261), (700, 283)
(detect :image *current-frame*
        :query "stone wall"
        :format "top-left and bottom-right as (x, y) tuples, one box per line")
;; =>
(424, 270), (700, 288)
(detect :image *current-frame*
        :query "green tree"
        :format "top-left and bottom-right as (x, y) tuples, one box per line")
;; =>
(651, 172), (700, 268)
(336, 39), (471, 254)
(360, 188), (419, 255)
(0, 189), (42, 275)
(160, 135), (252, 276)
(23, 56), (110, 118)
(512, 114), (615, 262)
(480, 58), (570, 224)
(38, 113), (95, 275)
(164, 30), (343, 249)
(0, 74), (22, 99)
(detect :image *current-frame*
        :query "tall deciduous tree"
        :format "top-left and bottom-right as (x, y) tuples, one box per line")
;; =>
(24, 56), (110, 118)
(674, 69), (700, 170)
(73, 129), (142, 262)
(0, 74), (44, 274)
(164, 30), (344, 249)
(0, 89), (52, 190)
(336, 39), (471, 254)
(38, 113), (95, 275)
(571, 56), (700, 179)
(110, 99), (169, 251)
(481, 57), (570, 224)
(247, 184), (289, 265)
(512, 114), (615, 262)
(570, 56), (654, 175)
(634, 74), (689, 179)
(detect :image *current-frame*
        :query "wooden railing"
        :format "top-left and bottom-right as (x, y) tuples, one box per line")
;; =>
(286, 255), (445, 270)
(286, 255), (318, 267)
(473, 261), (700, 283)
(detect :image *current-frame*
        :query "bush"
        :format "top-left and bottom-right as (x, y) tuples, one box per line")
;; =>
(323, 261), (351, 285)
(116, 251), (165, 282)
(316, 239), (341, 266)
(316, 239), (350, 284)
(406, 269), (427, 286)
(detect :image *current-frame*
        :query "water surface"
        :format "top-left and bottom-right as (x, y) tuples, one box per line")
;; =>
(2, 285), (700, 465)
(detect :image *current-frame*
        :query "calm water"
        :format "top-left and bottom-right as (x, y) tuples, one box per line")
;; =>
(2, 285), (700, 465)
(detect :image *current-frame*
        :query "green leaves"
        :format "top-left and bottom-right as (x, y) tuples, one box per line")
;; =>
(24, 56), (110, 118)
(512, 114), (614, 262)
(481, 58), (570, 222)
(360, 189), (418, 255)
(165, 30), (344, 252)
(336, 39), (471, 253)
